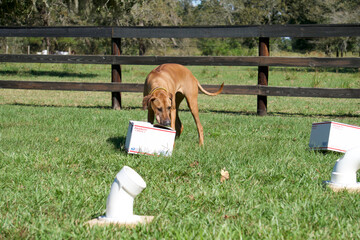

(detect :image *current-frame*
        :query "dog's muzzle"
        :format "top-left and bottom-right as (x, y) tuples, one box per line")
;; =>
(160, 119), (171, 126)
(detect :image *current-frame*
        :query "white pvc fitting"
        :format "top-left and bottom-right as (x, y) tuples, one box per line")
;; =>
(326, 146), (360, 190)
(101, 166), (147, 224)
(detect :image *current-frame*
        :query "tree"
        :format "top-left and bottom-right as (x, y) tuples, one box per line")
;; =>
(0, 0), (33, 25)
(0, 0), (358, 55)
(130, 0), (183, 55)
(320, 0), (360, 56)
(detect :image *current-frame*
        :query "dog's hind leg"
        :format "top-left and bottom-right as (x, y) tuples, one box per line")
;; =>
(185, 95), (204, 146)
(173, 93), (184, 137)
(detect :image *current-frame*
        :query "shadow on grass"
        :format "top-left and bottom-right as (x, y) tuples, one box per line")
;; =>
(7, 103), (148, 111)
(268, 111), (360, 118)
(4, 103), (360, 118)
(0, 69), (98, 78)
(207, 109), (360, 118)
(8, 102), (112, 109)
(107, 136), (127, 151)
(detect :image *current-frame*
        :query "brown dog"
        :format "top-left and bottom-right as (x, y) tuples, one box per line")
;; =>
(142, 64), (224, 146)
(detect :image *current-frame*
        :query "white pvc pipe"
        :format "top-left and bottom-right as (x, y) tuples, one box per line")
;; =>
(328, 146), (360, 188)
(101, 166), (147, 224)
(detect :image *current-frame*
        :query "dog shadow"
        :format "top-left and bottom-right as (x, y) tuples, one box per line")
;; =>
(107, 136), (127, 151)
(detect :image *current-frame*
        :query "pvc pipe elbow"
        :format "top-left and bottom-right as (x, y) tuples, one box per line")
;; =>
(116, 166), (146, 197)
(329, 146), (360, 187)
(86, 166), (154, 227)
(105, 166), (146, 221)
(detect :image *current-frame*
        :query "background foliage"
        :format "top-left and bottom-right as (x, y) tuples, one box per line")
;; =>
(0, 0), (359, 56)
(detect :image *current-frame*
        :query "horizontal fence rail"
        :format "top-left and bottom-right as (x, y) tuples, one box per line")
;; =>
(0, 24), (359, 38)
(0, 54), (359, 67)
(1, 81), (360, 98)
(1, 24), (360, 114)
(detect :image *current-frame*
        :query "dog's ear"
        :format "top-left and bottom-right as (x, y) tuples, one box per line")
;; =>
(142, 95), (153, 110)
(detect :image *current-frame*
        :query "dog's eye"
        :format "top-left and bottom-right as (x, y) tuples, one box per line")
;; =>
(157, 108), (162, 112)
(167, 107), (171, 110)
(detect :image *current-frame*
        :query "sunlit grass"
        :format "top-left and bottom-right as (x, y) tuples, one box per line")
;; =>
(1, 63), (360, 238)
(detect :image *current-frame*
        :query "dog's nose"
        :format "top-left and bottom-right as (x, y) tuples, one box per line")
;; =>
(161, 119), (171, 126)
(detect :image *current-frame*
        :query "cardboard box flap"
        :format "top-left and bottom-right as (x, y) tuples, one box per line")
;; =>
(153, 124), (175, 131)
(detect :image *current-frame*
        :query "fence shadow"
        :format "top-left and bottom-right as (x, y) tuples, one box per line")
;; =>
(4, 103), (360, 118)
(8, 102), (112, 109)
(207, 109), (360, 118)
(268, 111), (360, 118)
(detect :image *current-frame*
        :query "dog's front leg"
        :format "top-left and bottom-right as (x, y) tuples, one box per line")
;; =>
(170, 107), (177, 132)
(147, 108), (155, 124)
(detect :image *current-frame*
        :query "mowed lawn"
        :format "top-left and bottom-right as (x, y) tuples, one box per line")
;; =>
(1, 63), (360, 239)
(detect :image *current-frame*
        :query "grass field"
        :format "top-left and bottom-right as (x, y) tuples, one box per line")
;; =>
(1, 63), (360, 239)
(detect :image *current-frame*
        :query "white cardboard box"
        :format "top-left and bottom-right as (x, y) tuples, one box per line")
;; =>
(309, 121), (360, 153)
(125, 121), (176, 156)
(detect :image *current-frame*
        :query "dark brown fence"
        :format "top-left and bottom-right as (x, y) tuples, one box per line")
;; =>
(1, 25), (360, 115)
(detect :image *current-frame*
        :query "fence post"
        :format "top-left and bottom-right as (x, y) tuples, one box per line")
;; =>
(257, 37), (269, 116)
(112, 38), (122, 110)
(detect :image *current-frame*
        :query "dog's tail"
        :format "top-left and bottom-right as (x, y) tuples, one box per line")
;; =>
(197, 82), (224, 96)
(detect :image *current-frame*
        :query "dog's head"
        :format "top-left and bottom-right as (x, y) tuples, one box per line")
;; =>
(142, 90), (173, 126)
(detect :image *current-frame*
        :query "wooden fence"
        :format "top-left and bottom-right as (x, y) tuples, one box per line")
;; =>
(0, 24), (360, 115)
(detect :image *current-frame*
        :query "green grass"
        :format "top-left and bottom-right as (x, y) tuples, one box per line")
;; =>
(1, 63), (360, 239)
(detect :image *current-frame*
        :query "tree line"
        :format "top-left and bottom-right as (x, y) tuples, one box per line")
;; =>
(1, 0), (359, 56)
